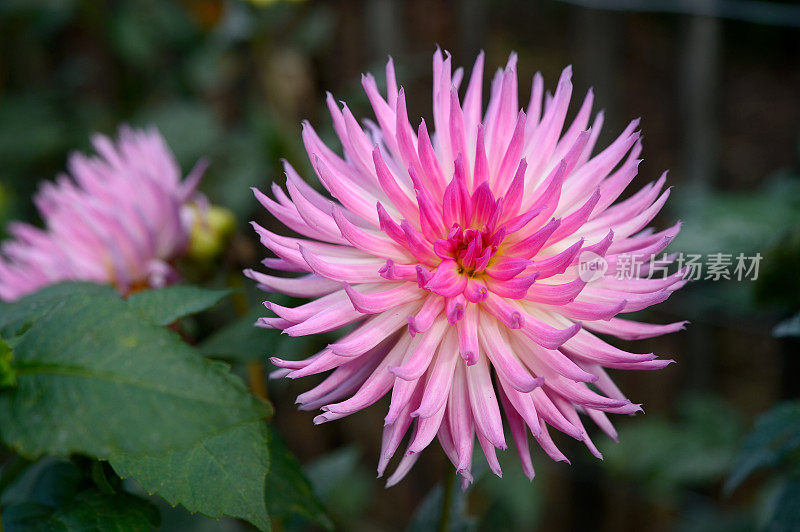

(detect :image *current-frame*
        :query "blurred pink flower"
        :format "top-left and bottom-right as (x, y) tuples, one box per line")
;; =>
(0, 126), (206, 300)
(249, 50), (687, 486)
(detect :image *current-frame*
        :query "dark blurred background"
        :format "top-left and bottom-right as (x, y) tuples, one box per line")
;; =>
(1, 0), (800, 530)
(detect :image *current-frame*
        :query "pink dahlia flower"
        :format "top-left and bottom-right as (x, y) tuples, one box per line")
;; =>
(248, 50), (687, 486)
(0, 126), (206, 301)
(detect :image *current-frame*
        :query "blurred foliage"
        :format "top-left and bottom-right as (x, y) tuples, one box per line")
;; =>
(2, 459), (160, 532)
(725, 401), (800, 532)
(671, 172), (800, 330)
(0, 283), (329, 530)
(303, 446), (373, 529)
(1, 0), (799, 530)
(408, 478), (475, 532)
(0, 0), (333, 240)
(773, 313), (800, 338)
(674, 174), (800, 257)
(264, 426), (333, 530)
(603, 395), (743, 499)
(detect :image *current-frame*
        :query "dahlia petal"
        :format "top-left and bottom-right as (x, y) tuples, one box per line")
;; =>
(499, 385), (536, 479)
(407, 294), (446, 336)
(485, 273), (539, 299)
(328, 301), (420, 356)
(312, 156), (382, 227)
(282, 304), (364, 337)
(524, 276), (587, 305)
(551, 394), (603, 458)
(361, 73), (398, 156)
(496, 376), (542, 440)
(480, 318), (543, 392)
(485, 256), (532, 281)
(447, 363), (475, 473)
(505, 217), (561, 258)
(283, 180), (349, 244)
(477, 431), (503, 477)
(535, 421), (570, 464)
(299, 246), (384, 283)
(608, 359), (675, 371)
(583, 317), (688, 340)
(248, 51), (688, 485)
(264, 290), (349, 323)
(473, 126), (490, 186)
(541, 373), (629, 411)
(414, 330), (460, 418)
(495, 110), (527, 193)
(299, 356), (384, 410)
(256, 317), (292, 329)
(409, 168), (446, 238)
(401, 220), (439, 265)
(585, 407), (619, 442)
(554, 299), (627, 321)
(373, 145), (419, 222)
(416, 119), (446, 197)
(502, 158), (528, 218)
(456, 304), (480, 365)
(385, 451), (421, 488)
(524, 66), (573, 180)
(253, 186), (330, 243)
(378, 410), (414, 477)
(518, 160), (566, 223)
(546, 189), (601, 244)
(445, 295), (467, 325)
(530, 388), (584, 440)
(323, 335), (412, 414)
(464, 277), (489, 303)
(482, 293), (524, 329)
(344, 283), (424, 314)
(285, 349), (352, 379)
(462, 51), (485, 140)
(513, 334), (596, 385)
(407, 400), (447, 455)
(562, 330), (655, 365)
(515, 307), (581, 349)
(449, 89), (471, 187)
(385, 371), (423, 425)
(244, 270), (340, 298)
(466, 353), (506, 449)
(389, 318), (448, 381)
(296, 357), (378, 408)
(393, 88), (421, 176)
(425, 259), (467, 297)
(332, 206), (410, 260)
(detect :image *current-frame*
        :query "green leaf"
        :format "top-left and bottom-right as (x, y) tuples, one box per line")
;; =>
(725, 401), (800, 494)
(199, 303), (327, 363)
(126, 285), (231, 326)
(407, 476), (476, 532)
(767, 475), (800, 532)
(2, 459), (160, 532)
(4, 488), (160, 532)
(674, 175), (800, 256)
(198, 306), (280, 361)
(0, 337), (16, 387)
(304, 447), (372, 527)
(0, 283), (270, 459)
(265, 426), (333, 530)
(603, 394), (742, 498)
(0, 282), (113, 338)
(774, 313), (800, 338)
(110, 420), (272, 532)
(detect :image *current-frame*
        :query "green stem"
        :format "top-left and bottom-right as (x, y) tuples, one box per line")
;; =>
(438, 466), (456, 532)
